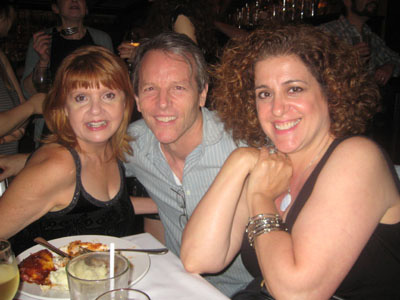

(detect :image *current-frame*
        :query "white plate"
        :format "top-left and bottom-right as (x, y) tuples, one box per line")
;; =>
(16, 235), (151, 300)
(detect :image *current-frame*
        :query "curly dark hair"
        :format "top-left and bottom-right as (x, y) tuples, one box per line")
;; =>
(211, 23), (380, 148)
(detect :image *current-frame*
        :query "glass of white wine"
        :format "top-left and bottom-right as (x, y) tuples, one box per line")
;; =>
(0, 239), (19, 300)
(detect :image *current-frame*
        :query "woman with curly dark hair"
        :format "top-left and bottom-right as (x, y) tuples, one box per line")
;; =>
(181, 23), (400, 299)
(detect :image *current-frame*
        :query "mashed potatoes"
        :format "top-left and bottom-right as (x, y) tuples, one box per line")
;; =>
(69, 259), (109, 280)
(48, 268), (68, 290)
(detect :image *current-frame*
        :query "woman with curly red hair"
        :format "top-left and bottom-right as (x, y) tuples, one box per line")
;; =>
(181, 23), (400, 299)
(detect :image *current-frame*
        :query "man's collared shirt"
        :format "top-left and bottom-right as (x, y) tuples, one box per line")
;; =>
(125, 107), (253, 297)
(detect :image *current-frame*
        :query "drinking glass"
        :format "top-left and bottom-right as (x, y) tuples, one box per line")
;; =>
(0, 239), (19, 300)
(123, 30), (140, 76)
(66, 252), (130, 300)
(32, 66), (52, 93)
(95, 288), (150, 300)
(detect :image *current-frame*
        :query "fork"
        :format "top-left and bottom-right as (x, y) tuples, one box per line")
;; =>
(79, 246), (169, 255)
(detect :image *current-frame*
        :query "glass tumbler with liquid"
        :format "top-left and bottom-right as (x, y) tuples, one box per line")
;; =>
(0, 239), (19, 300)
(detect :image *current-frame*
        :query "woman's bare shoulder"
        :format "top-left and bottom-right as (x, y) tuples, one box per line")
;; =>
(323, 136), (392, 189)
(331, 136), (384, 164)
(25, 144), (75, 180)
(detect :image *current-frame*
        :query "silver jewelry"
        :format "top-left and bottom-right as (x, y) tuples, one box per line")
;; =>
(269, 147), (277, 154)
(246, 213), (288, 247)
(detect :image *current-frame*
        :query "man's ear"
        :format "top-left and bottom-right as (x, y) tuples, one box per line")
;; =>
(134, 95), (141, 112)
(199, 84), (208, 108)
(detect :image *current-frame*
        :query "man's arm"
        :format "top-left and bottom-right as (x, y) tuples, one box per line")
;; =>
(130, 196), (158, 214)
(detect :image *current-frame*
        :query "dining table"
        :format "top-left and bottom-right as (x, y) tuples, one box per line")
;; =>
(14, 232), (230, 300)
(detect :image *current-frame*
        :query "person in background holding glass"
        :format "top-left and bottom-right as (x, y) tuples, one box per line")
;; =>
(22, 0), (113, 97)
(0, 45), (137, 255)
(118, 0), (220, 65)
(181, 24), (400, 299)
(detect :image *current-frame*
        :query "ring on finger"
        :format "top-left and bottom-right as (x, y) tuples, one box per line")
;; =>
(269, 147), (277, 155)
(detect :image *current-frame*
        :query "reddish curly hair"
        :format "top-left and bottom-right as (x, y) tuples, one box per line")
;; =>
(211, 23), (380, 148)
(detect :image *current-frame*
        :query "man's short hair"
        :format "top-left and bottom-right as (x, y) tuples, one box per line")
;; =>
(131, 31), (209, 96)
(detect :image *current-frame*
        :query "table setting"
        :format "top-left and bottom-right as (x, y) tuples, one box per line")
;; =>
(11, 233), (229, 300)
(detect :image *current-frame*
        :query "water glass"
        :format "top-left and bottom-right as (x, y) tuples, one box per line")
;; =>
(66, 252), (130, 300)
(96, 288), (150, 300)
(0, 239), (19, 300)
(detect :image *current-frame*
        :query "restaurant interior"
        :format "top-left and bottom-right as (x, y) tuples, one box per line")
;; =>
(1, 1), (400, 299)
(3, 1), (399, 161)
(0, 0), (397, 157)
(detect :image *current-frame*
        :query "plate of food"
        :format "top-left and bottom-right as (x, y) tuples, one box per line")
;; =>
(16, 235), (151, 300)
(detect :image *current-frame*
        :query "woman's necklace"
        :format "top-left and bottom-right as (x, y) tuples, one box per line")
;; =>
(280, 138), (331, 212)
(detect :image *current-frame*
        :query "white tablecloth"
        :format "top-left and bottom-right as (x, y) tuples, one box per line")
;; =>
(14, 233), (229, 300)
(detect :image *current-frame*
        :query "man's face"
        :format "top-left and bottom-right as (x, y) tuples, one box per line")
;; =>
(135, 50), (207, 148)
(350, 0), (379, 17)
(53, 0), (88, 21)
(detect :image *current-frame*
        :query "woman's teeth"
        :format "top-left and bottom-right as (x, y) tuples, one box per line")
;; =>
(87, 121), (107, 128)
(274, 119), (300, 130)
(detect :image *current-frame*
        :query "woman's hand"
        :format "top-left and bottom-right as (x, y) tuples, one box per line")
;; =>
(247, 147), (292, 207)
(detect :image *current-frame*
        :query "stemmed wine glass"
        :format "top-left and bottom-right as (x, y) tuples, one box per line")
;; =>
(0, 239), (19, 300)
(123, 30), (140, 77)
(32, 65), (52, 93)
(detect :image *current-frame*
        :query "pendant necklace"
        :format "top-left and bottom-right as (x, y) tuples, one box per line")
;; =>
(280, 139), (331, 212)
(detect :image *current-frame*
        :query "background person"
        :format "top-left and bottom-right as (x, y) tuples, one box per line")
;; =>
(319, 0), (400, 87)
(0, 45), (136, 254)
(118, 0), (220, 66)
(22, 0), (113, 97)
(0, 3), (29, 155)
(181, 24), (400, 299)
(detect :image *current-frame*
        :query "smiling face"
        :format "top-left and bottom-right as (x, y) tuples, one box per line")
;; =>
(135, 50), (207, 148)
(64, 84), (126, 149)
(254, 54), (331, 155)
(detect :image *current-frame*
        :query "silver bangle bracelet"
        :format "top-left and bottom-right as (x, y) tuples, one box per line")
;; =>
(246, 213), (288, 247)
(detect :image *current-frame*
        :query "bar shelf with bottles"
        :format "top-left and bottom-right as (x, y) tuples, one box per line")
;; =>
(227, 0), (342, 30)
